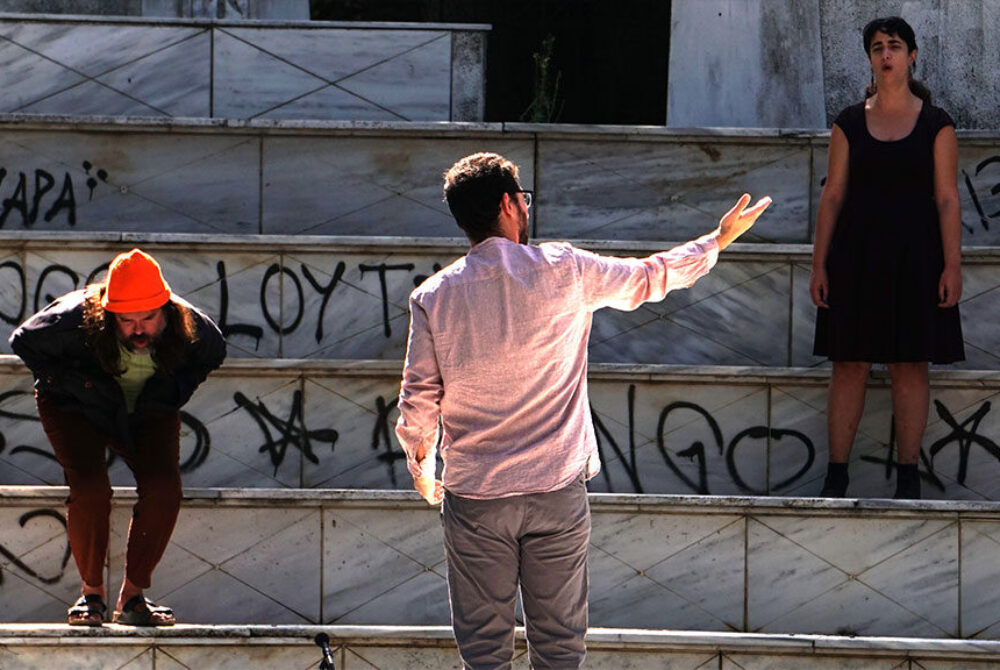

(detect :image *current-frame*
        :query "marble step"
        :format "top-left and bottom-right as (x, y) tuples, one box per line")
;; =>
(4, 487), (1000, 642)
(3, 624), (1000, 670)
(0, 114), (997, 244)
(2, 357), (1000, 499)
(2, 232), (998, 369)
(0, 14), (487, 122)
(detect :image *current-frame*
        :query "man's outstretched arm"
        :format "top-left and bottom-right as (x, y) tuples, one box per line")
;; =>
(579, 193), (772, 312)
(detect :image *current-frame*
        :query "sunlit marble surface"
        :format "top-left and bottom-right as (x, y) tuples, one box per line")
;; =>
(4, 491), (1000, 643)
(0, 118), (996, 243)
(0, 17), (486, 121)
(2, 238), (998, 370)
(2, 355), (1000, 499)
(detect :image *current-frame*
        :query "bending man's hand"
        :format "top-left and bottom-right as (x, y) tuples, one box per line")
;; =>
(717, 194), (772, 250)
(413, 475), (444, 505)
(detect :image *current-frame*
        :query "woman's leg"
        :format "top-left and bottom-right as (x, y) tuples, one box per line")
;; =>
(820, 361), (871, 496)
(886, 362), (930, 465)
(887, 362), (929, 499)
(827, 361), (872, 462)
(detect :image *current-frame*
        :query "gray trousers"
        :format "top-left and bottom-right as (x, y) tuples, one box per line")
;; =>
(442, 473), (590, 670)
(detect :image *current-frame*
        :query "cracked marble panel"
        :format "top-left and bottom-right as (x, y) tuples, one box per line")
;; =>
(748, 516), (958, 636)
(535, 139), (811, 243)
(261, 136), (532, 236)
(961, 521), (1000, 638)
(0, 130), (258, 234)
(0, 646), (154, 670)
(156, 645), (318, 669)
(214, 27), (452, 121)
(589, 512), (745, 630)
(589, 383), (769, 495)
(107, 505), (321, 624)
(590, 260), (792, 366)
(722, 656), (903, 670)
(323, 506), (448, 625)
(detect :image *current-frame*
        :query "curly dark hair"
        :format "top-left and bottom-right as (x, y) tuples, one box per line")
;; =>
(443, 152), (522, 243)
(81, 284), (197, 376)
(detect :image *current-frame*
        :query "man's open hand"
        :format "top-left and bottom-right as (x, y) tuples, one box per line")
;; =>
(717, 194), (772, 249)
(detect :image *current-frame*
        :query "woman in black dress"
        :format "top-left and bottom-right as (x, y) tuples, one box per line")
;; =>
(810, 16), (964, 499)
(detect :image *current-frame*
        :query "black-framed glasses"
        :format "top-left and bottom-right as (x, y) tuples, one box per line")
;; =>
(512, 189), (533, 208)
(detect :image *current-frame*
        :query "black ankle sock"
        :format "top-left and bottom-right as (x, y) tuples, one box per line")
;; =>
(894, 464), (921, 500)
(820, 462), (849, 497)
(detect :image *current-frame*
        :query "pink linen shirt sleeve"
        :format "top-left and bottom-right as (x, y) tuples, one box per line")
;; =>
(577, 232), (720, 311)
(394, 299), (443, 478)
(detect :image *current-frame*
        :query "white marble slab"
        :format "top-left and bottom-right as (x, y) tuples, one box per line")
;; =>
(260, 136), (533, 237)
(0, 18), (482, 122)
(748, 515), (958, 636)
(535, 138), (812, 243)
(0, 130), (259, 235)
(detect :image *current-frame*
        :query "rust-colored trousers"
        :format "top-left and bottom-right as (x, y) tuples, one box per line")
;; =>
(36, 393), (182, 590)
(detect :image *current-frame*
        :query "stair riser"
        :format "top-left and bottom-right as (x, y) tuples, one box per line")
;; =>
(2, 639), (999, 670)
(0, 17), (486, 122)
(0, 120), (997, 243)
(2, 361), (1000, 498)
(2, 241), (998, 367)
(2, 492), (1000, 639)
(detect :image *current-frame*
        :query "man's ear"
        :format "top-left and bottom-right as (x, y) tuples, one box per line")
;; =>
(499, 191), (513, 213)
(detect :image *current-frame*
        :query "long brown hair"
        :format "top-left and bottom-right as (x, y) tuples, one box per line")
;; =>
(82, 284), (198, 376)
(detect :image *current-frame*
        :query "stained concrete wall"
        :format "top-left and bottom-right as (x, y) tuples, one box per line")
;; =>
(669, 0), (1000, 129)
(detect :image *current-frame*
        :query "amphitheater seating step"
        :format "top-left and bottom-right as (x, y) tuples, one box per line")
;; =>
(2, 357), (1000, 498)
(2, 232), (997, 369)
(3, 623), (1000, 669)
(3, 487), (1000, 641)
(0, 115), (996, 246)
(0, 15), (487, 122)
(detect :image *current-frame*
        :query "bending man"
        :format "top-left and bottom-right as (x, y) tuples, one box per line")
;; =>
(10, 248), (226, 626)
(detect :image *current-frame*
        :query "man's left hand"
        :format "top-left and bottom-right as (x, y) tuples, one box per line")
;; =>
(414, 475), (444, 505)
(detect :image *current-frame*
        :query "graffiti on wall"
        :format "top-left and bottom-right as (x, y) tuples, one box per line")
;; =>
(0, 257), (448, 355)
(2, 379), (999, 496)
(0, 162), (110, 229)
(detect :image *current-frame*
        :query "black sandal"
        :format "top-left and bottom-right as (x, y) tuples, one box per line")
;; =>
(67, 593), (106, 626)
(112, 594), (175, 626)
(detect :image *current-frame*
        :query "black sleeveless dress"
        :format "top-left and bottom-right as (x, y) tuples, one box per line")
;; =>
(813, 102), (964, 363)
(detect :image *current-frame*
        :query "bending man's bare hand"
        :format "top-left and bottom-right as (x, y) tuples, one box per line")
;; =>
(717, 194), (772, 250)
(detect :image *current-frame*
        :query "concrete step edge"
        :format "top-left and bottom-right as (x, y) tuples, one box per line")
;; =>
(2, 230), (1000, 259)
(5, 485), (1000, 516)
(1, 623), (999, 658)
(4, 356), (1000, 388)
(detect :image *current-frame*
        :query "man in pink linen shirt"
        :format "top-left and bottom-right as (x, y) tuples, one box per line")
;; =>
(395, 152), (770, 669)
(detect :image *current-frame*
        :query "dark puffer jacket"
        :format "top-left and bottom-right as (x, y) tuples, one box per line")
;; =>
(9, 289), (226, 450)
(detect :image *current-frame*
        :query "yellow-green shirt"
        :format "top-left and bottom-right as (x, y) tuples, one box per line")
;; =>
(117, 344), (157, 413)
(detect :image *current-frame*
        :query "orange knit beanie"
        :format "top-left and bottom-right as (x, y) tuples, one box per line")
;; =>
(101, 248), (172, 313)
